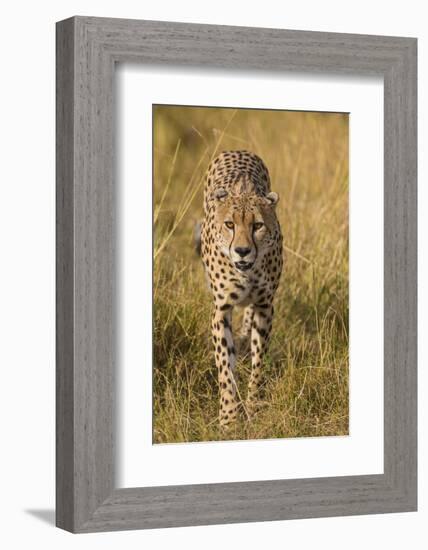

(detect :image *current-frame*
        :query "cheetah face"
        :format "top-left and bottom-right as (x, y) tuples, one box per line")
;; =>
(212, 189), (279, 273)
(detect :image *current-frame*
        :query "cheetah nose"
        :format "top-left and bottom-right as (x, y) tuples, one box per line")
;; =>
(235, 246), (251, 258)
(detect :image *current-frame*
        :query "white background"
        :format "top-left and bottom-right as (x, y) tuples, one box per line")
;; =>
(118, 67), (384, 487)
(0, 1), (425, 549)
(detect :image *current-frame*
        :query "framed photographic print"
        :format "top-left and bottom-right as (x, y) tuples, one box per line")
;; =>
(56, 16), (417, 532)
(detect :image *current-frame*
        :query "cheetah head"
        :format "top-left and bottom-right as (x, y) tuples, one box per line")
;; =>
(211, 188), (280, 273)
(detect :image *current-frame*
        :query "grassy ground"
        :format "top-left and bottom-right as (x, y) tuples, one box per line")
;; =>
(153, 105), (349, 443)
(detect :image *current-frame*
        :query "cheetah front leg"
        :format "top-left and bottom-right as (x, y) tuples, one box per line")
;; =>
(235, 304), (254, 356)
(246, 304), (273, 416)
(211, 306), (239, 428)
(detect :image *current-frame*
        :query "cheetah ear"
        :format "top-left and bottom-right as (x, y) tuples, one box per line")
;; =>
(265, 191), (279, 206)
(213, 187), (228, 201)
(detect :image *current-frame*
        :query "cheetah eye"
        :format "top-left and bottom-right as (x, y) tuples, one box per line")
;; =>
(253, 222), (264, 231)
(224, 221), (234, 230)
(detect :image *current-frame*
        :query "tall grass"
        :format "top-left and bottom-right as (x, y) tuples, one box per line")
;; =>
(153, 105), (349, 443)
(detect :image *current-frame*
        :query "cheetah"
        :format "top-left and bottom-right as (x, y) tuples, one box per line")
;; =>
(198, 150), (283, 428)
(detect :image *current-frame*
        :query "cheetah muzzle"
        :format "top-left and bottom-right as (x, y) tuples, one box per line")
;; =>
(234, 260), (254, 272)
(198, 150), (283, 429)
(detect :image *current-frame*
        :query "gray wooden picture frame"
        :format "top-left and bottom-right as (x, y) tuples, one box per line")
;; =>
(56, 16), (417, 533)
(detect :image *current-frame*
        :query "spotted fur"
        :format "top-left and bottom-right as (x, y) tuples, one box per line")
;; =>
(199, 150), (283, 427)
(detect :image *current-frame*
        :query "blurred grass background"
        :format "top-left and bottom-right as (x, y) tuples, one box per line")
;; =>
(153, 104), (349, 443)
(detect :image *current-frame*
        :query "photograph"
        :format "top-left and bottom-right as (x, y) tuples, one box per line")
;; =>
(153, 104), (349, 443)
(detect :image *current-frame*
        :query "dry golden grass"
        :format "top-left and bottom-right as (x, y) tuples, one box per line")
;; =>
(153, 105), (349, 443)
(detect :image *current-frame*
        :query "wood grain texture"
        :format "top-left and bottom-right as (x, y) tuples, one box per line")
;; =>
(56, 17), (75, 532)
(56, 16), (417, 533)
